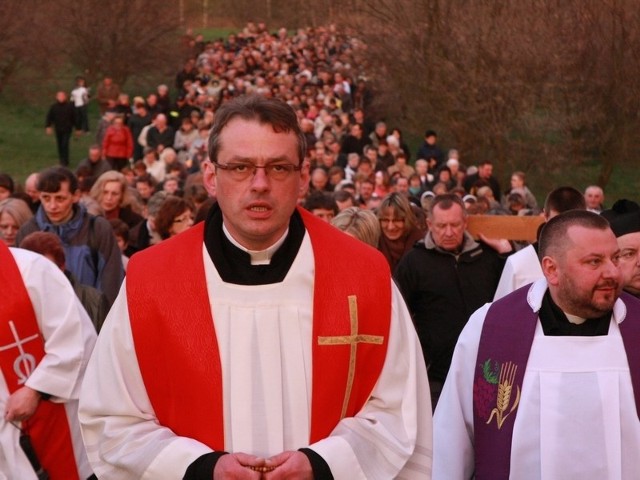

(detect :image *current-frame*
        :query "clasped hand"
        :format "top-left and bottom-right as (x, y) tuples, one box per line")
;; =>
(214, 450), (313, 479)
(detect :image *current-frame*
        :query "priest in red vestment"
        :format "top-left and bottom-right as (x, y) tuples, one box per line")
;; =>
(79, 94), (432, 479)
(0, 243), (96, 480)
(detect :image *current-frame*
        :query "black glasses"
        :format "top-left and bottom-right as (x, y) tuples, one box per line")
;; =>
(212, 161), (302, 181)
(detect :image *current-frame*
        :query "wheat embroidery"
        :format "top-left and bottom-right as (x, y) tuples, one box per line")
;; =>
(486, 361), (521, 429)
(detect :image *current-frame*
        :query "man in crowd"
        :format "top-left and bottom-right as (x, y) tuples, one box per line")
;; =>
(493, 186), (586, 299)
(433, 210), (640, 479)
(75, 145), (112, 185)
(585, 185), (605, 213)
(0, 242), (96, 479)
(146, 113), (175, 154)
(416, 130), (444, 168)
(394, 193), (512, 408)
(603, 199), (640, 298)
(79, 95), (432, 479)
(45, 91), (76, 166)
(464, 160), (502, 201)
(15, 167), (123, 307)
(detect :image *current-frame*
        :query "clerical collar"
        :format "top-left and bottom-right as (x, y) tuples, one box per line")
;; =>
(222, 223), (288, 265)
(539, 290), (610, 336)
(203, 202), (305, 285)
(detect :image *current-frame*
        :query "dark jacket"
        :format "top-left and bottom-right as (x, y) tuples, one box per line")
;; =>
(16, 204), (124, 307)
(394, 231), (506, 383)
(46, 101), (76, 134)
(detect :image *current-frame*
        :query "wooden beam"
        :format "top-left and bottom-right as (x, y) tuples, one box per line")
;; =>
(466, 215), (545, 242)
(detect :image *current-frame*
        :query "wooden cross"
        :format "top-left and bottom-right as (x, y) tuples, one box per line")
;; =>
(318, 295), (384, 418)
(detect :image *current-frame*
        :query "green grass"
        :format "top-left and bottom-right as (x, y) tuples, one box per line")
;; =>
(0, 98), (95, 182)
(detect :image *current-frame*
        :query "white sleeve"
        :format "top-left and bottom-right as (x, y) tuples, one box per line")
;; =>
(309, 285), (433, 479)
(13, 249), (97, 401)
(432, 304), (490, 480)
(494, 255), (518, 301)
(78, 279), (213, 480)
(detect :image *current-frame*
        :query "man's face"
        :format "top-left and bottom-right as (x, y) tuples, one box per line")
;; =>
(616, 232), (640, 296)
(88, 148), (101, 163)
(479, 163), (493, 179)
(25, 178), (39, 202)
(585, 188), (604, 210)
(359, 182), (374, 201)
(40, 181), (79, 225)
(365, 148), (377, 163)
(136, 181), (153, 200)
(395, 178), (409, 195)
(545, 225), (621, 318)
(311, 170), (328, 190)
(427, 203), (467, 252)
(312, 208), (335, 222)
(202, 118), (309, 251)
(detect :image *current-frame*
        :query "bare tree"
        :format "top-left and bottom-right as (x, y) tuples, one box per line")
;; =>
(339, 0), (640, 190)
(57, 0), (184, 86)
(0, 1), (62, 94)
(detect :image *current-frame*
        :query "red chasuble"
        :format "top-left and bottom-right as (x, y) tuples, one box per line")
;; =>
(128, 208), (392, 450)
(0, 243), (79, 480)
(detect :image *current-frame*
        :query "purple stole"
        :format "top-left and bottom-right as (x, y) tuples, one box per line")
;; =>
(473, 286), (640, 480)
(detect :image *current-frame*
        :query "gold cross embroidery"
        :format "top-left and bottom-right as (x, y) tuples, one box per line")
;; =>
(318, 295), (384, 419)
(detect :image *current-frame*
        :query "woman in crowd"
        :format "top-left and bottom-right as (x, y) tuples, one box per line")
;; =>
(374, 170), (391, 199)
(90, 171), (144, 229)
(0, 198), (33, 247)
(376, 193), (425, 270)
(102, 115), (134, 172)
(154, 196), (194, 240)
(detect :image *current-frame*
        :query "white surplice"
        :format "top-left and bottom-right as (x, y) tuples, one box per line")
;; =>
(434, 279), (640, 480)
(493, 244), (543, 300)
(79, 233), (433, 479)
(0, 248), (96, 480)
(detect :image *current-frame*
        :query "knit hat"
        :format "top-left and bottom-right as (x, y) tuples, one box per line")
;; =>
(601, 199), (640, 237)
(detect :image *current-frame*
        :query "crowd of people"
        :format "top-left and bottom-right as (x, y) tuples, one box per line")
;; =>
(1, 21), (639, 480)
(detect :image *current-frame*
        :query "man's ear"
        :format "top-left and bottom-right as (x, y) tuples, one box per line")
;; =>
(541, 256), (559, 286)
(201, 160), (217, 197)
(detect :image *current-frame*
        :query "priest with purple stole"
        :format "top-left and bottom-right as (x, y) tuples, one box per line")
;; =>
(0, 243), (97, 479)
(433, 209), (640, 480)
(79, 95), (432, 479)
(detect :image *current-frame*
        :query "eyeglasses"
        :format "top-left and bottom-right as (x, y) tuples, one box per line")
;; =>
(379, 218), (405, 226)
(213, 161), (302, 181)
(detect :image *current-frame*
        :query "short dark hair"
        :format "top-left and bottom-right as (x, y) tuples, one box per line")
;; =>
(543, 186), (586, 217)
(37, 167), (78, 193)
(207, 94), (307, 165)
(109, 218), (130, 243)
(538, 209), (610, 260)
(0, 173), (15, 193)
(303, 191), (338, 215)
(135, 173), (157, 188)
